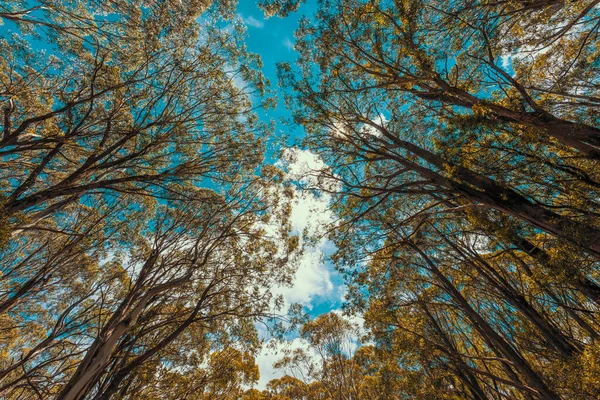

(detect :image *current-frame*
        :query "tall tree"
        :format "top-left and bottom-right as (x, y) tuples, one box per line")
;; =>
(0, 1), (298, 399)
(0, 0), (268, 234)
(260, 0), (600, 398)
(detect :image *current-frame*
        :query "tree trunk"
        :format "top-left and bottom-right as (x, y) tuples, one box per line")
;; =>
(379, 133), (600, 258)
(407, 240), (562, 400)
(442, 236), (579, 358)
(421, 303), (490, 400)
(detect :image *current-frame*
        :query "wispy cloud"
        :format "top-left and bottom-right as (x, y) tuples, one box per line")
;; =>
(271, 148), (338, 308)
(253, 149), (344, 389)
(243, 15), (264, 28)
(282, 36), (294, 51)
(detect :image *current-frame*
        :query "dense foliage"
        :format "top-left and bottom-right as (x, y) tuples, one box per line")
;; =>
(0, 1), (298, 399)
(2, 0), (600, 399)
(255, 0), (600, 399)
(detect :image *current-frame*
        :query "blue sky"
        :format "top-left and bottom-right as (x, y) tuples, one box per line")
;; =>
(237, 0), (345, 318)
(235, 1), (353, 387)
(236, 1), (313, 147)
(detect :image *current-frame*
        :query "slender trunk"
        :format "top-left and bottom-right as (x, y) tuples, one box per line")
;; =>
(442, 236), (579, 358)
(379, 133), (600, 258)
(510, 234), (600, 306)
(407, 240), (561, 399)
(421, 304), (490, 400)
(509, 253), (599, 340)
(56, 253), (166, 400)
(94, 300), (205, 400)
(56, 293), (154, 400)
(575, 279), (600, 306)
(0, 273), (48, 314)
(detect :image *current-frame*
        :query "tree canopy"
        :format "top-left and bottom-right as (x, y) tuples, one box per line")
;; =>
(254, 0), (600, 399)
(0, 1), (299, 399)
(2, 0), (600, 399)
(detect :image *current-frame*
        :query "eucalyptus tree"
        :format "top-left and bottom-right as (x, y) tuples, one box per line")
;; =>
(0, 0), (268, 236)
(0, 1), (301, 399)
(0, 176), (298, 400)
(262, 0), (600, 253)
(259, 0), (600, 398)
(53, 179), (296, 400)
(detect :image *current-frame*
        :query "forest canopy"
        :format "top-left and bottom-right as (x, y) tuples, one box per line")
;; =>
(2, 0), (600, 399)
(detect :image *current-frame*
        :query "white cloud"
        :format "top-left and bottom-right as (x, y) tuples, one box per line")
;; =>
(269, 148), (338, 309)
(360, 113), (388, 138)
(337, 285), (348, 303)
(501, 54), (512, 70)
(243, 15), (264, 28)
(255, 340), (286, 389)
(282, 36), (294, 51)
(255, 338), (317, 389)
(272, 237), (333, 307)
(254, 149), (351, 388)
(277, 148), (327, 186)
(277, 147), (340, 192)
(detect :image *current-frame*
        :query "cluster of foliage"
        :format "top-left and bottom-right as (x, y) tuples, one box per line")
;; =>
(256, 0), (600, 399)
(4, 0), (600, 399)
(241, 312), (404, 400)
(0, 1), (300, 399)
